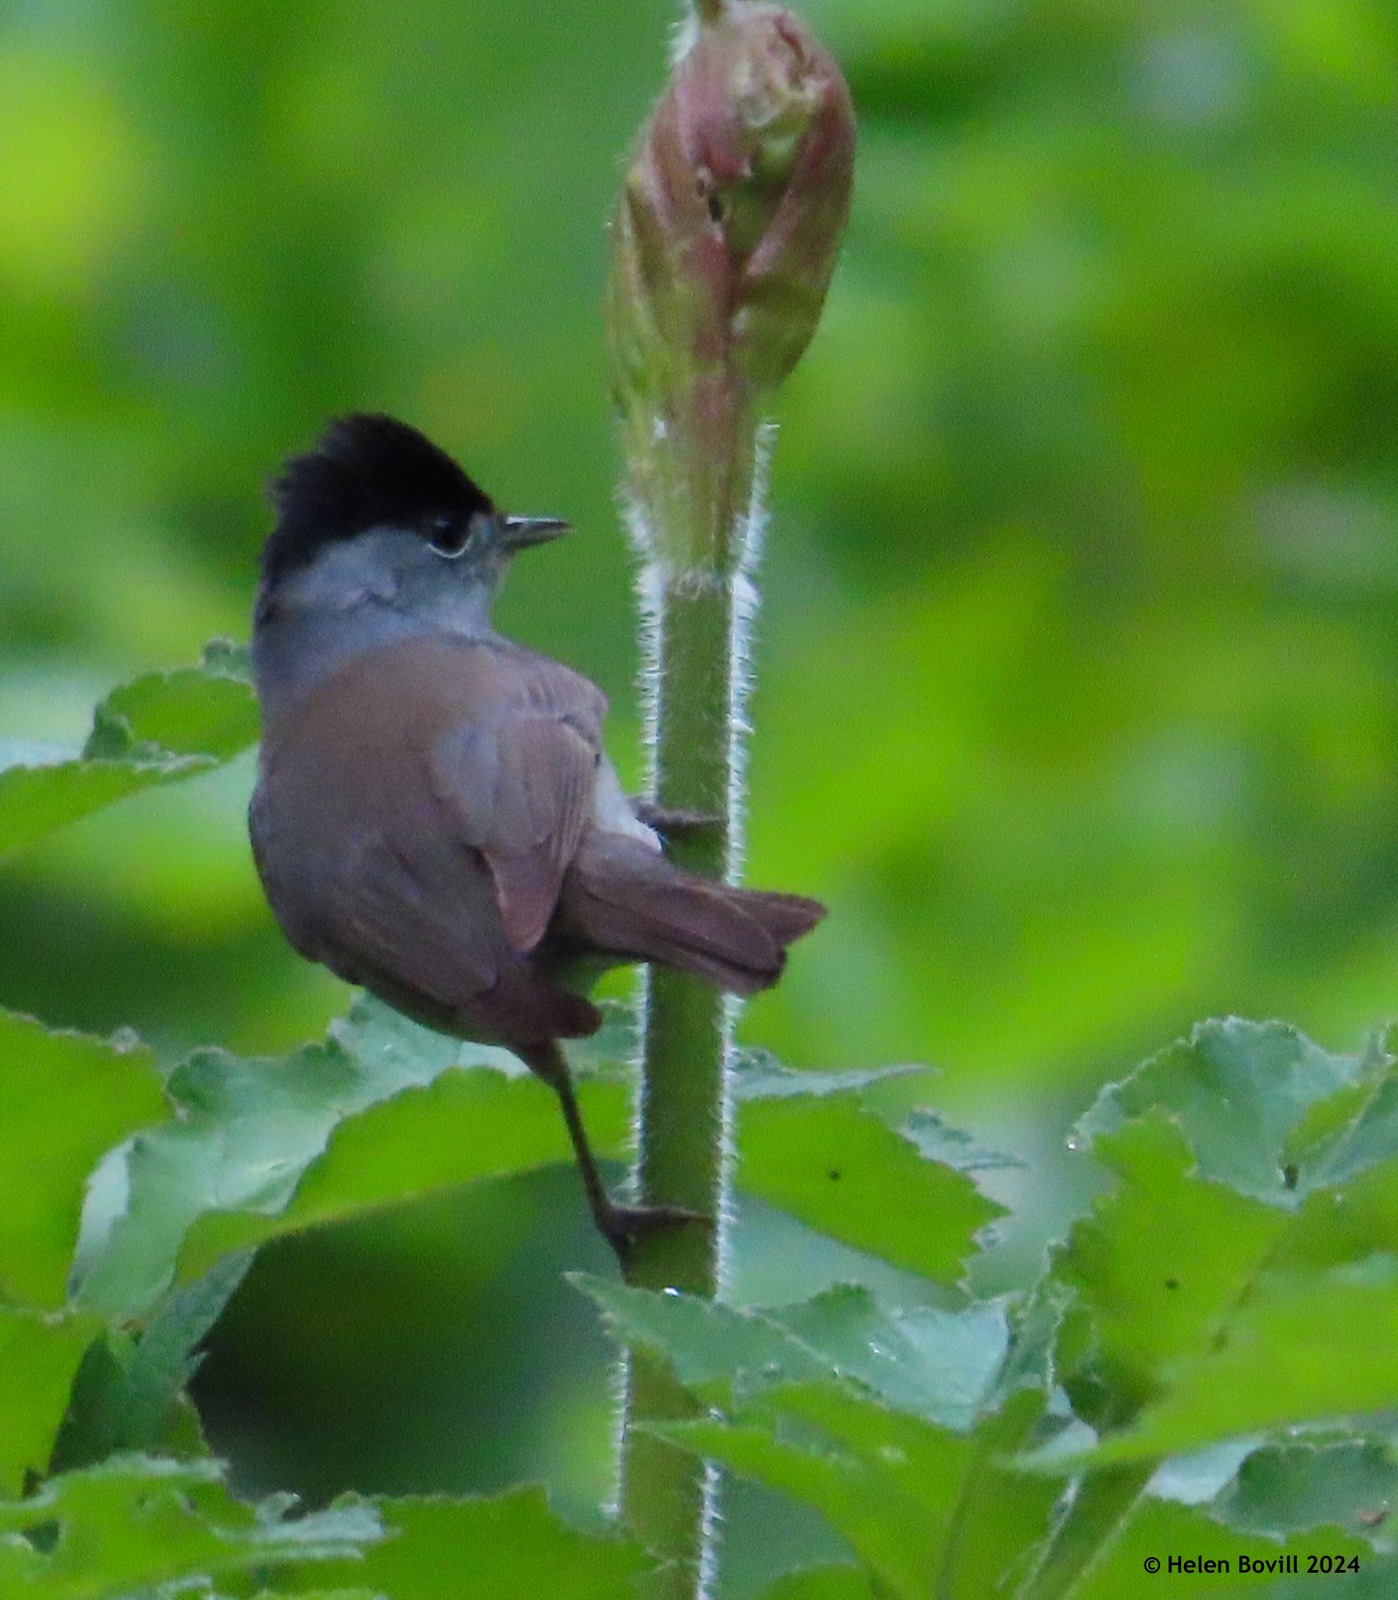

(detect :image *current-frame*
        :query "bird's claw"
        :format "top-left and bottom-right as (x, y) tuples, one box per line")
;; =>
(631, 798), (724, 839)
(596, 1199), (713, 1267)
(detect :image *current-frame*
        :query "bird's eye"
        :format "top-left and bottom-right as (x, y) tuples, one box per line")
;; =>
(428, 514), (469, 558)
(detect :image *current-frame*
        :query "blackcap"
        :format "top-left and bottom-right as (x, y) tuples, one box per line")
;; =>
(249, 414), (824, 1260)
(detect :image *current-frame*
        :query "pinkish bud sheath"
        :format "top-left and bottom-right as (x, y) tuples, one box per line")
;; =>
(608, 2), (855, 569)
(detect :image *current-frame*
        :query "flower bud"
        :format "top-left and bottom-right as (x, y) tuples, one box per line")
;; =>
(609, 2), (855, 405)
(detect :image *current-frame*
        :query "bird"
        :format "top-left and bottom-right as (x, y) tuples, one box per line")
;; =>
(248, 413), (825, 1260)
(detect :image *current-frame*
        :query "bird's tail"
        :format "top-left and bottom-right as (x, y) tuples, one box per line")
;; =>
(554, 833), (825, 995)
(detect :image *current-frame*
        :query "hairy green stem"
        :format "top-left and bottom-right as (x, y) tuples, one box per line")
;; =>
(616, 478), (757, 1600)
(605, 0), (852, 1588)
(635, 573), (740, 1243)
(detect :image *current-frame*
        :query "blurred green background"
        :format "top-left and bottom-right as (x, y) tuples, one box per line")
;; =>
(2, 0), (1397, 1580)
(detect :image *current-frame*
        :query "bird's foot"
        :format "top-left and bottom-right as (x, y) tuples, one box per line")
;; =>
(631, 799), (724, 840)
(595, 1198), (712, 1268)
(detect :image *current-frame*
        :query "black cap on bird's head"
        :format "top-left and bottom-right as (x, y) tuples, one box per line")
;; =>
(261, 414), (567, 587)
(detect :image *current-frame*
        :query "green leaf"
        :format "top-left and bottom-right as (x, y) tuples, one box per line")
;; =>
(655, 1385), (1055, 1600)
(925, 1392), (1073, 1600)
(253, 1591), (381, 1600)
(1271, 1152), (1398, 1280)
(177, 1068), (628, 1284)
(1211, 1437), (1398, 1550)
(775, 1287), (1008, 1428)
(0, 1456), (380, 1597)
(1079, 1018), (1389, 1204)
(0, 1307), (102, 1495)
(1050, 1111), (1290, 1424)
(1096, 1262), (1398, 1463)
(80, 988), (980, 1322)
(0, 1009), (167, 1308)
(0, 750), (208, 857)
(731, 1049), (923, 1101)
(1298, 1049), (1398, 1192)
(656, 1413), (935, 1600)
(74, 1038), (359, 1317)
(571, 1022), (931, 1101)
(305, 1489), (647, 1600)
(758, 1569), (878, 1600)
(1047, 1023), (1398, 1474)
(74, 994), (588, 1317)
(1067, 1494), (1371, 1598)
(50, 1253), (252, 1471)
(579, 1277), (1009, 1428)
(330, 988), (524, 1079)
(1013, 1463), (1152, 1600)
(0, 647), (257, 858)
(995, 1281), (1070, 1403)
(738, 1094), (1003, 1283)
(116, 1251), (253, 1443)
(898, 1108), (1021, 1173)
(86, 643), (256, 760)
(582, 1276), (832, 1395)
(730, 1049), (1006, 1277)
(254, 1592), (383, 1600)
(74, 979), (1006, 1321)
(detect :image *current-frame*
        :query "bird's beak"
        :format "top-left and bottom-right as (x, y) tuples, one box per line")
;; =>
(501, 514), (570, 550)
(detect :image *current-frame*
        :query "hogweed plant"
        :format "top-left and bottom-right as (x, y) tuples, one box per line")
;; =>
(1, 3), (1397, 1599)
(607, 2), (853, 1592)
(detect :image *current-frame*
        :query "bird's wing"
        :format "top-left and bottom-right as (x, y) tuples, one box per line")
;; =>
(429, 650), (606, 953)
(318, 821), (599, 1043)
(254, 634), (606, 1043)
(328, 823), (498, 995)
